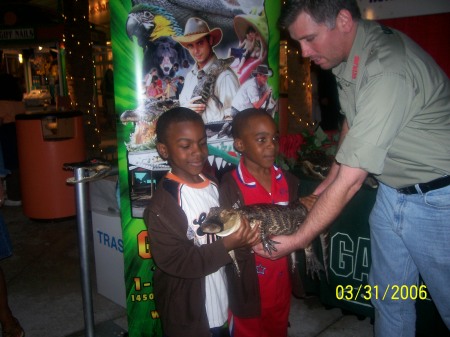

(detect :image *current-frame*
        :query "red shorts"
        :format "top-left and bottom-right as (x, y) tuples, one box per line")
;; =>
(229, 255), (291, 337)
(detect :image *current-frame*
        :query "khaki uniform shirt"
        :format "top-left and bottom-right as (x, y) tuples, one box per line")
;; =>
(333, 20), (450, 188)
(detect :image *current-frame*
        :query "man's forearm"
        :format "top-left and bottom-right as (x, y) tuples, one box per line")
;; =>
(314, 160), (340, 195)
(254, 165), (368, 258)
(296, 165), (366, 248)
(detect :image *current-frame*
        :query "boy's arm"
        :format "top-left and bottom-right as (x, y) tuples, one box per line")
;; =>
(146, 207), (231, 279)
(222, 216), (260, 251)
(146, 207), (259, 278)
(144, 183), (231, 279)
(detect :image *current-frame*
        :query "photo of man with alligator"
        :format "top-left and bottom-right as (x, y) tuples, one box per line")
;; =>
(174, 17), (240, 124)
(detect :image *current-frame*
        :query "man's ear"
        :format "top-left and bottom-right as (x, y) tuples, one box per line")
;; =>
(156, 142), (169, 160)
(336, 9), (355, 33)
(233, 138), (244, 153)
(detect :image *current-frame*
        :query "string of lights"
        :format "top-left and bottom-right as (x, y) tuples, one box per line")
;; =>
(280, 42), (316, 131)
(61, 0), (101, 153)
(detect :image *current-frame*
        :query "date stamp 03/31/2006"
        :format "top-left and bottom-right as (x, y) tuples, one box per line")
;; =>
(336, 284), (428, 301)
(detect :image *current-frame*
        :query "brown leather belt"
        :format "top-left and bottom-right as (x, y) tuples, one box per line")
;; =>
(397, 175), (450, 194)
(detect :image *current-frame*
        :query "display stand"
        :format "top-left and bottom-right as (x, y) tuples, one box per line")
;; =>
(64, 159), (115, 337)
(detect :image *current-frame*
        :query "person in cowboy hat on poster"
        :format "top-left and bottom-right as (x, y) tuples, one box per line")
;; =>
(231, 64), (274, 117)
(173, 17), (240, 123)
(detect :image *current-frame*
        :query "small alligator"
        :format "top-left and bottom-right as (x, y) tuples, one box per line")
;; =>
(202, 202), (307, 275)
(202, 201), (329, 280)
(203, 202), (307, 253)
(191, 57), (235, 109)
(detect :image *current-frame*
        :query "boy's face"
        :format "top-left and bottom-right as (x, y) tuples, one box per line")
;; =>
(234, 114), (279, 170)
(156, 120), (208, 183)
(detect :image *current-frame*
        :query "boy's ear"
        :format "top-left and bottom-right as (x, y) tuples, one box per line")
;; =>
(156, 142), (169, 160)
(233, 138), (244, 153)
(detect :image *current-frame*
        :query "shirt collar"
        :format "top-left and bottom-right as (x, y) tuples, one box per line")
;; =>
(190, 54), (218, 76)
(332, 20), (369, 83)
(236, 158), (283, 187)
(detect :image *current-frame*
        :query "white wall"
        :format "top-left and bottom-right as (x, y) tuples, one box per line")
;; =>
(358, 0), (450, 20)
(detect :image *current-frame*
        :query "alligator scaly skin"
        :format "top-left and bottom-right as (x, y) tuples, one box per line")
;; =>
(203, 202), (307, 252)
(203, 201), (330, 280)
(202, 201), (308, 275)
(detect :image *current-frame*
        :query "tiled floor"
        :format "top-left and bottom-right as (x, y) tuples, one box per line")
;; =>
(1, 203), (375, 337)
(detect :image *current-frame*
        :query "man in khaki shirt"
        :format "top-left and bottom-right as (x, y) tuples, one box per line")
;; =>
(254, 1), (450, 336)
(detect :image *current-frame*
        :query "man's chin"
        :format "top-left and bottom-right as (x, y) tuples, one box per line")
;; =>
(311, 57), (332, 70)
(313, 61), (330, 70)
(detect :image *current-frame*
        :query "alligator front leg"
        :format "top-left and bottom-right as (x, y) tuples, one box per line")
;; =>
(304, 243), (325, 280)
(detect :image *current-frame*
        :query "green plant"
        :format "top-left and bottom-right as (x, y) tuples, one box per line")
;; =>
(299, 126), (338, 159)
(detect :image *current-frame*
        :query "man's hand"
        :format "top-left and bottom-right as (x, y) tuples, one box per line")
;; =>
(185, 96), (206, 114)
(222, 216), (260, 251)
(253, 233), (302, 260)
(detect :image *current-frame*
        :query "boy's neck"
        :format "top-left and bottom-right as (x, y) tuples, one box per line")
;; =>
(244, 161), (273, 193)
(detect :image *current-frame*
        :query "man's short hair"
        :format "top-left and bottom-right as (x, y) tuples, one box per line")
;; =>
(156, 107), (204, 144)
(279, 0), (361, 30)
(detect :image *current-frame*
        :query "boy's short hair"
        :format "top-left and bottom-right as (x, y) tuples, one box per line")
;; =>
(231, 108), (273, 138)
(156, 107), (204, 144)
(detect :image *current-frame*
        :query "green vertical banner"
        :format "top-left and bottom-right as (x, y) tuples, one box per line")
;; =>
(110, 1), (280, 336)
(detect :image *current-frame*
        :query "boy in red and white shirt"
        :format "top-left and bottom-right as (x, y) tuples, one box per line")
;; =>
(220, 108), (303, 337)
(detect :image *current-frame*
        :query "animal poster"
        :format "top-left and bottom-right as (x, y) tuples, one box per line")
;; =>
(110, 0), (280, 335)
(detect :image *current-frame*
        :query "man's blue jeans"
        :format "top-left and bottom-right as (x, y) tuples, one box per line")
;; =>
(369, 182), (450, 336)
